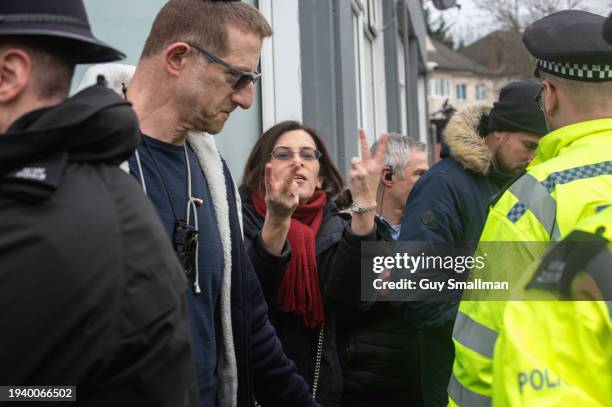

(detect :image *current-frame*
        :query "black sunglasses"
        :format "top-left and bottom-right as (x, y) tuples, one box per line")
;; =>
(534, 85), (543, 101)
(187, 42), (261, 91)
(535, 82), (555, 112)
(534, 85), (544, 112)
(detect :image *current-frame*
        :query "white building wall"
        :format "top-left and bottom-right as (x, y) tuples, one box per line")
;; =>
(417, 76), (428, 144)
(259, 0), (303, 131)
(427, 71), (500, 115)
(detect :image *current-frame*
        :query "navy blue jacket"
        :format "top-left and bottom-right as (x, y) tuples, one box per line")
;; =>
(397, 105), (515, 407)
(400, 151), (513, 245)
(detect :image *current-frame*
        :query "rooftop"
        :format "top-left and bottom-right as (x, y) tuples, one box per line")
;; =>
(427, 37), (495, 76)
(459, 30), (534, 78)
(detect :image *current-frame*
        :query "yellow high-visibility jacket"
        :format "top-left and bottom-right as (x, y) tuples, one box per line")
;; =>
(493, 207), (612, 406)
(449, 119), (612, 407)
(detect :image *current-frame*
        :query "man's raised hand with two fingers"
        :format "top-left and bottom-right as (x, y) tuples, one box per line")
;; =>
(348, 129), (390, 236)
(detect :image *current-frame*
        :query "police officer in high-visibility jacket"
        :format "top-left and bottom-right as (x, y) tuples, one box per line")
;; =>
(493, 206), (611, 406)
(449, 10), (612, 406)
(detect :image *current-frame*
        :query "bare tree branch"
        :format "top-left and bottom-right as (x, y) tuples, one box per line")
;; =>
(474, 0), (584, 32)
(470, 0), (584, 78)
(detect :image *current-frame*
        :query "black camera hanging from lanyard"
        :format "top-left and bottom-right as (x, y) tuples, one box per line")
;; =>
(173, 219), (198, 280)
(135, 136), (202, 294)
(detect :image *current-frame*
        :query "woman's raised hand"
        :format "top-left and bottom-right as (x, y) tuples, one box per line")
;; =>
(264, 162), (300, 222)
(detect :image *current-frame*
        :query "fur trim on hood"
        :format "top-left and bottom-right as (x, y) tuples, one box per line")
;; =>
(443, 104), (492, 175)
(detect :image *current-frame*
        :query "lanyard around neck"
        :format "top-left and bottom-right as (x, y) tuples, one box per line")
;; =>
(134, 139), (203, 294)
(134, 137), (195, 225)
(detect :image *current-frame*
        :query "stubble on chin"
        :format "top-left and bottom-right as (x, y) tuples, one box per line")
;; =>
(205, 118), (228, 135)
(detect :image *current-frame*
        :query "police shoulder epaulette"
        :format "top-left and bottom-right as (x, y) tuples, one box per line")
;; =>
(526, 230), (608, 296)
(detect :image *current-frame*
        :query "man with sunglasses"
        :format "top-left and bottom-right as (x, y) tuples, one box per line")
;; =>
(449, 10), (612, 407)
(81, 1), (317, 406)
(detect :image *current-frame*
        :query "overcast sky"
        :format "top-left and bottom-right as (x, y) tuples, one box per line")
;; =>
(430, 0), (612, 45)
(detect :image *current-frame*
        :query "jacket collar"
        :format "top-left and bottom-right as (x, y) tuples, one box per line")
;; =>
(0, 85), (138, 201)
(530, 118), (612, 167)
(1, 84), (137, 176)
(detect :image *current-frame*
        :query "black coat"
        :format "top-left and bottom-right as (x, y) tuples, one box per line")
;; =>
(241, 190), (377, 406)
(224, 171), (318, 407)
(397, 105), (515, 407)
(336, 216), (423, 407)
(0, 85), (199, 406)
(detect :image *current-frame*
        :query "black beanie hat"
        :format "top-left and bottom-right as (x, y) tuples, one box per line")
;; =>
(484, 79), (548, 137)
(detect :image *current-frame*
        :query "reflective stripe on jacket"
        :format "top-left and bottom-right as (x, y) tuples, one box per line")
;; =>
(493, 208), (612, 406)
(449, 118), (612, 406)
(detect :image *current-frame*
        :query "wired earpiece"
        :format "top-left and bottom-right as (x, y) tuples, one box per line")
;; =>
(385, 169), (393, 182)
(379, 167), (393, 218)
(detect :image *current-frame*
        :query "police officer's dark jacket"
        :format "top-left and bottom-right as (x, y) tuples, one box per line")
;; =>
(0, 84), (200, 406)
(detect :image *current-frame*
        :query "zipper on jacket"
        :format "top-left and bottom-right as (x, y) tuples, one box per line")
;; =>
(312, 322), (325, 400)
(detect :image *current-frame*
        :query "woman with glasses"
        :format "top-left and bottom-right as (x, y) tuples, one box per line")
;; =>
(240, 120), (388, 406)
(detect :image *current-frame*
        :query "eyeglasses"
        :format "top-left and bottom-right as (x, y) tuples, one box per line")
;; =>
(534, 85), (545, 112)
(186, 41), (262, 91)
(269, 147), (322, 161)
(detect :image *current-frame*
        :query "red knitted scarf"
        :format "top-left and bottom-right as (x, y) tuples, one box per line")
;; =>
(251, 190), (327, 328)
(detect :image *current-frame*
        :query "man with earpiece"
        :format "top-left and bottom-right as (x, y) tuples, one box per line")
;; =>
(372, 135), (429, 241)
(335, 134), (429, 406)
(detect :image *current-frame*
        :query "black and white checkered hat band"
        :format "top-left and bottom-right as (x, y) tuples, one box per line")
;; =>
(537, 59), (612, 81)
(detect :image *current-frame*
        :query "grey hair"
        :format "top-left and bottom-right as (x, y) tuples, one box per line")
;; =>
(370, 133), (426, 179)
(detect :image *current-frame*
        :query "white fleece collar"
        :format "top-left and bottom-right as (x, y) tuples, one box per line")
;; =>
(186, 132), (238, 406)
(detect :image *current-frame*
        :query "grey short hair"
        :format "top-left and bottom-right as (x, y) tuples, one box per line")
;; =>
(370, 133), (426, 179)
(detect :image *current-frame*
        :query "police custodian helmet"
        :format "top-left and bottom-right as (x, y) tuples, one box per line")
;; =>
(0, 0), (124, 63)
(523, 10), (612, 82)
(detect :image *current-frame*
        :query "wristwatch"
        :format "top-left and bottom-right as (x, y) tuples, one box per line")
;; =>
(350, 202), (377, 213)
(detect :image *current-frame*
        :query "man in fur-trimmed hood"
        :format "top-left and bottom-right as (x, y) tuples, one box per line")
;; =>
(400, 78), (547, 243)
(396, 79), (547, 407)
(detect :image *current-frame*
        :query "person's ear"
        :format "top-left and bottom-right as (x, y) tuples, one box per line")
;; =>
(0, 48), (32, 104)
(381, 167), (393, 186)
(163, 42), (192, 78)
(316, 175), (323, 189)
(493, 131), (512, 144)
(542, 80), (558, 117)
(487, 131), (502, 143)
